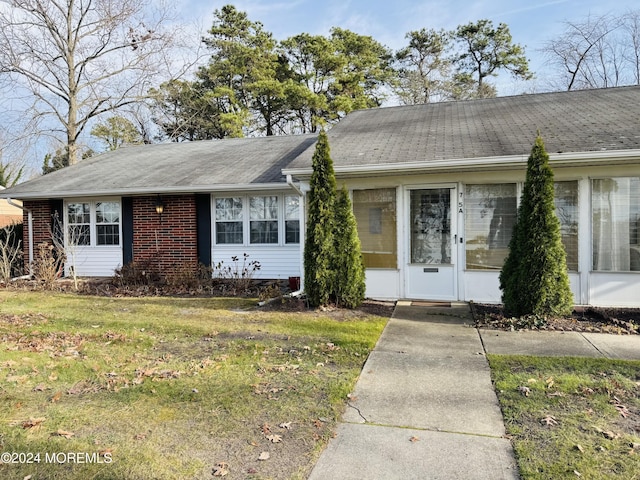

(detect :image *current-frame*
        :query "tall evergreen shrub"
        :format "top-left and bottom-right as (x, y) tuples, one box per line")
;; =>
(499, 134), (573, 317)
(333, 185), (366, 308)
(304, 130), (337, 307)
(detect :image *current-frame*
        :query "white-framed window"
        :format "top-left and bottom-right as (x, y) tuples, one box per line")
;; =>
(353, 188), (397, 268)
(465, 184), (518, 270)
(250, 196), (278, 244)
(554, 181), (579, 271)
(464, 182), (579, 271)
(96, 201), (120, 245)
(65, 200), (121, 247)
(592, 177), (640, 272)
(284, 195), (300, 244)
(215, 197), (243, 244)
(213, 194), (301, 246)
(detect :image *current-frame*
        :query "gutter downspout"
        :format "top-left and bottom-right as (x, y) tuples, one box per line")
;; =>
(286, 174), (304, 296)
(7, 198), (33, 276)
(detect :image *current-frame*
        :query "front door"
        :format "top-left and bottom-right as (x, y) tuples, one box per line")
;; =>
(406, 187), (457, 300)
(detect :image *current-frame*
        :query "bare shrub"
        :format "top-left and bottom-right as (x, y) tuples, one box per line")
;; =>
(32, 242), (65, 289)
(258, 281), (283, 302)
(165, 263), (214, 289)
(114, 259), (162, 287)
(214, 254), (261, 293)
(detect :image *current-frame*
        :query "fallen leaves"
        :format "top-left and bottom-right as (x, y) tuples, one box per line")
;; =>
(52, 429), (74, 439)
(593, 426), (622, 440)
(22, 417), (46, 430)
(517, 386), (531, 397)
(611, 396), (629, 418)
(265, 434), (282, 443)
(258, 451), (270, 461)
(541, 415), (559, 427)
(212, 461), (229, 476)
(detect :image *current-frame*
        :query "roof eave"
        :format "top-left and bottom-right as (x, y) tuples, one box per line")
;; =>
(0, 182), (292, 200)
(282, 149), (640, 179)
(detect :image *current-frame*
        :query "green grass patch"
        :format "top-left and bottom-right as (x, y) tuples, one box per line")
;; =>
(0, 291), (388, 479)
(489, 354), (640, 479)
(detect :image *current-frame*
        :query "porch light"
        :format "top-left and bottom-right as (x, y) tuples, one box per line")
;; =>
(155, 195), (164, 215)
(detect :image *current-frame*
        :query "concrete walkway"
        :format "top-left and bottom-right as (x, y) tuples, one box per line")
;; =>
(308, 302), (640, 480)
(308, 302), (518, 480)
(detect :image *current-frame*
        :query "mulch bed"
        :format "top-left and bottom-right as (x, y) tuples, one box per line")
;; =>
(471, 302), (639, 335)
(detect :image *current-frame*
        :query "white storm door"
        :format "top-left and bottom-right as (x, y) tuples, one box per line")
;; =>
(406, 187), (457, 300)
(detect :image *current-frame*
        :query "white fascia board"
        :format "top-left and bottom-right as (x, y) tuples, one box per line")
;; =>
(282, 149), (640, 178)
(0, 183), (289, 200)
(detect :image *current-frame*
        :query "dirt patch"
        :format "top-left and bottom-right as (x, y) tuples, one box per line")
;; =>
(472, 303), (639, 334)
(260, 297), (396, 320)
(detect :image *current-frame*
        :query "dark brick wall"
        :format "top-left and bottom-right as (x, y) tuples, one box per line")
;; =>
(22, 200), (53, 269)
(132, 195), (199, 272)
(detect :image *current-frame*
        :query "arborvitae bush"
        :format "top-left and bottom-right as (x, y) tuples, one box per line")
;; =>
(333, 185), (366, 308)
(499, 134), (573, 317)
(304, 130), (337, 307)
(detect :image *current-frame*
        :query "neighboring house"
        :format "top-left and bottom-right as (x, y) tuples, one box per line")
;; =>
(0, 187), (23, 227)
(2, 86), (639, 307)
(0, 199), (23, 227)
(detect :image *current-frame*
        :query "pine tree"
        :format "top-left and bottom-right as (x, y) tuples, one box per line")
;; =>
(333, 185), (366, 308)
(304, 130), (337, 307)
(500, 134), (573, 317)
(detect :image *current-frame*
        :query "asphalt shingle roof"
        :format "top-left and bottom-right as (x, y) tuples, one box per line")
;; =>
(3, 135), (317, 199)
(3, 86), (639, 199)
(287, 85), (640, 170)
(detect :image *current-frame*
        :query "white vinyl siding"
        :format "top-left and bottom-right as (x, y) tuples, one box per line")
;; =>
(64, 198), (123, 277)
(211, 193), (302, 280)
(212, 245), (300, 280)
(66, 247), (122, 277)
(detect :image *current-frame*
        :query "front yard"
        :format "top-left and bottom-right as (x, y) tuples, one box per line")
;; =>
(0, 291), (387, 479)
(490, 355), (640, 479)
(2, 290), (640, 480)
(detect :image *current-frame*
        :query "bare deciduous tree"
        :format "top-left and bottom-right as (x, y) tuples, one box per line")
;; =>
(0, 0), (190, 165)
(542, 11), (640, 90)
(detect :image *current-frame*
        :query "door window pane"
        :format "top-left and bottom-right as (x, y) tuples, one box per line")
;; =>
(592, 177), (640, 271)
(353, 189), (397, 268)
(410, 189), (451, 264)
(465, 184), (517, 270)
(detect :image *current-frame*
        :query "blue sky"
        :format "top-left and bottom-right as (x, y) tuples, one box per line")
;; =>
(180, 0), (639, 94)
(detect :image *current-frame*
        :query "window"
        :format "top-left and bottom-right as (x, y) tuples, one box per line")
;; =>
(554, 181), (578, 271)
(213, 194), (301, 246)
(353, 188), (397, 268)
(96, 202), (120, 245)
(465, 184), (517, 270)
(285, 195), (300, 244)
(250, 196), (278, 244)
(215, 197), (243, 244)
(592, 177), (640, 271)
(67, 202), (91, 245)
(410, 189), (451, 264)
(66, 200), (120, 247)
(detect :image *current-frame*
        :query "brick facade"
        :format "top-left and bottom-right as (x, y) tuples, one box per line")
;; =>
(132, 195), (199, 273)
(22, 200), (54, 269)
